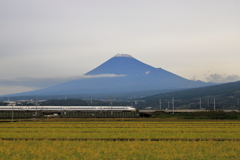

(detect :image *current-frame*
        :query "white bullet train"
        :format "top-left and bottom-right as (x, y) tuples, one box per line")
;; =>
(0, 106), (136, 112)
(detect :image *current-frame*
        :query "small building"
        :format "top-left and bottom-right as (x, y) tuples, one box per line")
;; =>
(3, 101), (16, 106)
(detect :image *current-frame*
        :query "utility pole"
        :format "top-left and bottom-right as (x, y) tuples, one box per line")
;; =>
(109, 96), (113, 115)
(214, 98), (216, 111)
(109, 96), (110, 106)
(35, 96), (38, 117)
(159, 98), (161, 110)
(168, 101), (169, 109)
(11, 105), (13, 122)
(172, 97), (174, 114)
(207, 97), (209, 108)
(200, 98), (202, 110)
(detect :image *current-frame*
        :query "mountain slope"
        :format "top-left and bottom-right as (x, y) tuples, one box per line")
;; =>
(86, 54), (159, 76)
(3, 54), (214, 97)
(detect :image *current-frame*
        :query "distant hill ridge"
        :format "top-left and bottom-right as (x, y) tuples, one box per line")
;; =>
(140, 80), (240, 109)
(144, 80), (240, 100)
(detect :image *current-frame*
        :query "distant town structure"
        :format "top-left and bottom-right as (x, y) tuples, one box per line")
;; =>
(3, 101), (16, 106)
(3, 100), (46, 106)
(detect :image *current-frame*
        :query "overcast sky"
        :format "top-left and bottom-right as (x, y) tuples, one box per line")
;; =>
(0, 0), (240, 95)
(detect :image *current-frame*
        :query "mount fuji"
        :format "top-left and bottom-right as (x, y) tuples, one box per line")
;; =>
(4, 54), (214, 98)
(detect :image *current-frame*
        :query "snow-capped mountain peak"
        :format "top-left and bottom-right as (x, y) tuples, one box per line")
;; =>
(4, 54), (214, 97)
(114, 53), (133, 58)
(85, 53), (154, 75)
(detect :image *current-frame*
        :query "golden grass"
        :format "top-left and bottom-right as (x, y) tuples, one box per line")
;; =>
(0, 141), (239, 160)
(0, 119), (240, 159)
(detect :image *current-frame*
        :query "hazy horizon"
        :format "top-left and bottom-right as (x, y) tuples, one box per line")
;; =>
(1, 0), (240, 95)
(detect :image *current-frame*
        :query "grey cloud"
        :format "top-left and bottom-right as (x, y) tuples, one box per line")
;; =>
(191, 76), (197, 81)
(0, 85), (36, 96)
(206, 74), (240, 83)
(0, 74), (126, 88)
(0, 0), (240, 95)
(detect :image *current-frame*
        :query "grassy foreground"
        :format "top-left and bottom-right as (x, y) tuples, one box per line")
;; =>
(0, 118), (240, 160)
